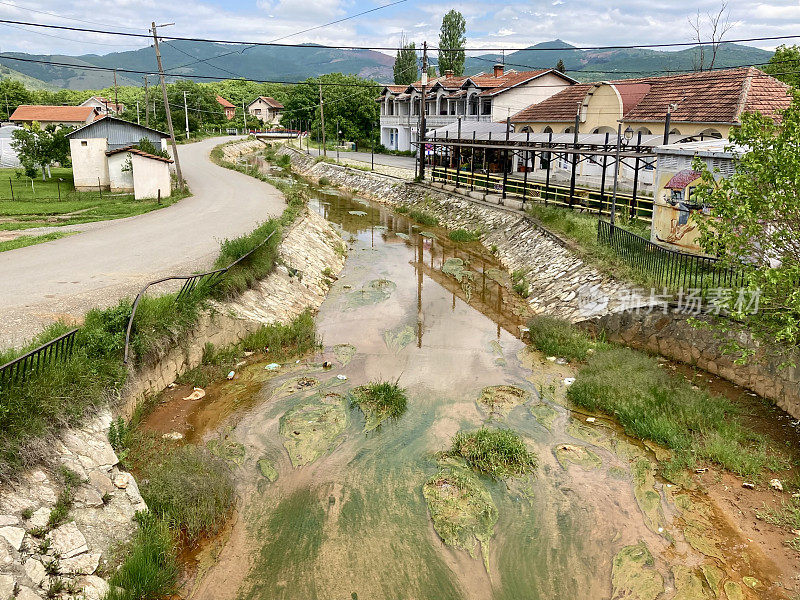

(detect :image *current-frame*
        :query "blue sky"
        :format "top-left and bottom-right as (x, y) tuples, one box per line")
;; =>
(0, 0), (798, 56)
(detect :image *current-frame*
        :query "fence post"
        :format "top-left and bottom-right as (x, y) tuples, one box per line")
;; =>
(544, 132), (553, 205)
(522, 129), (530, 207)
(8, 178), (13, 202)
(157, 188), (161, 205)
(599, 132), (609, 216)
(470, 130), (476, 192)
(98, 177), (102, 199)
(57, 179), (61, 202)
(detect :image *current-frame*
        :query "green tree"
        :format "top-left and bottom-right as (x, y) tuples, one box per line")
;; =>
(555, 59), (566, 74)
(0, 79), (32, 121)
(692, 90), (800, 349)
(280, 73), (380, 147)
(10, 123), (73, 180)
(393, 35), (418, 85)
(438, 10), (466, 76)
(765, 45), (800, 88)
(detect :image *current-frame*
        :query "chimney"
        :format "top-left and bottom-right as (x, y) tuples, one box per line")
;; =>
(444, 69), (454, 78)
(493, 63), (504, 77)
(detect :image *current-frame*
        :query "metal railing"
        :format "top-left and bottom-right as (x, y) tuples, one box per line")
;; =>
(0, 328), (79, 390)
(597, 220), (746, 290)
(123, 229), (277, 363)
(432, 166), (653, 222)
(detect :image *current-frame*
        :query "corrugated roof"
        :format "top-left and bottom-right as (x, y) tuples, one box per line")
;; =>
(106, 145), (173, 163)
(10, 105), (97, 123)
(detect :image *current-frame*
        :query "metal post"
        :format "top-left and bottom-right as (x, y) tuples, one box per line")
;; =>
(630, 132), (642, 220)
(371, 121), (375, 170)
(569, 110), (579, 207)
(610, 123), (622, 226)
(9, 178), (13, 201)
(57, 179), (61, 202)
(544, 132), (552, 204)
(599, 132), (609, 215)
(455, 117), (461, 188)
(501, 117), (510, 202)
(319, 84), (326, 158)
(98, 177), (102, 199)
(336, 118), (340, 163)
(183, 90), (189, 139)
(522, 129), (530, 207)
(419, 41), (428, 180)
(663, 107), (672, 145)
(470, 130), (476, 191)
(151, 22), (183, 187)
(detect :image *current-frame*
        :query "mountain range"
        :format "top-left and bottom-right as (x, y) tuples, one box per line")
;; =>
(0, 39), (774, 90)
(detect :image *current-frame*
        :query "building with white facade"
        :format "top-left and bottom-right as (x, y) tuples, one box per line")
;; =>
(378, 65), (576, 152)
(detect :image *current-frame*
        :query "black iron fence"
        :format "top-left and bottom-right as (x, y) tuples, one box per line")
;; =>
(597, 220), (746, 290)
(0, 328), (79, 389)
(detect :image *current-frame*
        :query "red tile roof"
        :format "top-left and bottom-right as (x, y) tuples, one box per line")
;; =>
(216, 95), (235, 108)
(383, 69), (571, 98)
(511, 67), (792, 125)
(10, 105), (97, 123)
(106, 145), (173, 163)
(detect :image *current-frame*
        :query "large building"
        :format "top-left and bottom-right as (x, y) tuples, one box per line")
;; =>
(378, 65), (576, 152)
(510, 67), (792, 139)
(9, 105), (99, 128)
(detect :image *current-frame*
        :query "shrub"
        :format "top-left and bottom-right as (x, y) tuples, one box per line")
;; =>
(140, 446), (235, 541)
(106, 512), (179, 600)
(527, 316), (595, 361)
(408, 209), (439, 227)
(318, 176), (331, 187)
(448, 229), (481, 243)
(240, 309), (318, 359)
(511, 270), (530, 299)
(446, 428), (537, 480)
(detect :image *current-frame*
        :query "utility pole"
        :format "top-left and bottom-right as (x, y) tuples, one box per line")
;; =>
(144, 76), (150, 127)
(419, 41), (428, 180)
(183, 90), (190, 139)
(151, 21), (183, 187)
(136, 101), (140, 125)
(336, 118), (340, 163)
(242, 98), (248, 133)
(113, 69), (119, 114)
(319, 84), (327, 158)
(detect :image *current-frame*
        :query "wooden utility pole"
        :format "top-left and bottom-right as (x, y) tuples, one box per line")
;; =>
(144, 76), (150, 127)
(113, 69), (119, 114)
(151, 21), (183, 187)
(319, 84), (327, 158)
(242, 98), (248, 133)
(419, 41), (428, 180)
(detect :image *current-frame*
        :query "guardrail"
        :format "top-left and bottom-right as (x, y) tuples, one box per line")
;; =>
(597, 220), (745, 290)
(431, 166), (653, 222)
(122, 229), (277, 363)
(0, 328), (79, 390)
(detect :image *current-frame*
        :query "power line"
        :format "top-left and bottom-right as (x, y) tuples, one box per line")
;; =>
(0, 0), (141, 31)
(1, 18), (799, 52)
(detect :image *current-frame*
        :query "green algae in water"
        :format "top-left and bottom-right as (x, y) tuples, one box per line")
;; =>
(477, 385), (530, 418)
(673, 493), (725, 560)
(441, 257), (474, 283)
(257, 457), (279, 482)
(383, 324), (416, 352)
(724, 581), (745, 600)
(348, 210), (367, 216)
(348, 381), (408, 432)
(554, 444), (602, 470)
(395, 232), (410, 240)
(420, 231), (437, 239)
(701, 564), (724, 598)
(279, 394), (349, 467)
(333, 343), (356, 365)
(632, 457), (666, 535)
(672, 566), (714, 600)
(529, 402), (559, 431)
(207, 436), (246, 466)
(423, 464), (497, 568)
(345, 278), (397, 309)
(610, 542), (664, 600)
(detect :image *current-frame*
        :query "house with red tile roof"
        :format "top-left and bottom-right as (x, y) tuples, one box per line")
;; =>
(10, 105), (99, 128)
(510, 67), (792, 140)
(378, 65), (576, 151)
(246, 96), (284, 127)
(216, 95), (236, 120)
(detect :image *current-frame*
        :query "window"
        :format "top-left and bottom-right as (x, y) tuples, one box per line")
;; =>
(542, 126), (553, 134)
(80, 140), (88, 146)
(254, 109), (261, 115)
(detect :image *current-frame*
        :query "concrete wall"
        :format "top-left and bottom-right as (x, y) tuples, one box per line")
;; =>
(70, 137), (110, 190)
(492, 72), (573, 122)
(107, 152), (134, 193)
(131, 154), (171, 200)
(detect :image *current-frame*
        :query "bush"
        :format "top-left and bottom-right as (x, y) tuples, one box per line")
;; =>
(240, 309), (318, 359)
(446, 428), (538, 480)
(511, 270), (530, 299)
(448, 229), (481, 243)
(408, 209), (438, 227)
(106, 512), (178, 600)
(140, 446), (235, 541)
(318, 176), (331, 187)
(527, 316), (595, 361)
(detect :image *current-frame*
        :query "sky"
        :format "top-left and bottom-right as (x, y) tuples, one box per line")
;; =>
(0, 0), (798, 56)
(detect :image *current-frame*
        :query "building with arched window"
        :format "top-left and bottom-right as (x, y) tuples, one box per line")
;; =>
(510, 67), (791, 141)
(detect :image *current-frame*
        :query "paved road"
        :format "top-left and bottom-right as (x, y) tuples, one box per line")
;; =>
(0, 137), (286, 349)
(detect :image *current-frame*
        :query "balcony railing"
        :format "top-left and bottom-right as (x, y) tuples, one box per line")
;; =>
(380, 114), (493, 128)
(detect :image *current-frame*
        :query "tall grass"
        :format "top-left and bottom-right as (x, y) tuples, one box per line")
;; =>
(349, 380), (408, 422)
(527, 315), (598, 361)
(407, 209), (439, 227)
(446, 428), (538, 480)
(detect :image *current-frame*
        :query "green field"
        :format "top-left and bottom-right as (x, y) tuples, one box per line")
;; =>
(0, 168), (186, 231)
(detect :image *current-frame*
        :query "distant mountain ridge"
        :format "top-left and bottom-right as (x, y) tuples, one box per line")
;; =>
(0, 38), (774, 90)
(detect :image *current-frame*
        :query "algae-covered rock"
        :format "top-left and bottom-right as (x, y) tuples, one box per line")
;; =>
(333, 343), (356, 365)
(742, 576), (760, 590)
(279, 394), (348, 467)
(672, 566), (714, 599)
(632, 457), (666, 535)
(348, 383), (408, 432)
(723, 581), (744, 600)
(554, 444), (602, 470)
(257, 457), (279, 482)
(611, 542), (664, 600)
(701, 564), (724, 598)
(673, 493), (725, 560)
(423, 465), (497, 567)
(477, 385), (530, 417)
(529, 402), (559, 431)
(383, 325), (416, 352)
(345, 279), (396, 309)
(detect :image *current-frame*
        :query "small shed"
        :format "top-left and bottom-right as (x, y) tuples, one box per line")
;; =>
(651, 139), (740, 254)
(66, 116), (170, 191)
(106, 146), (173, 200)
(0, 125), (22, 168)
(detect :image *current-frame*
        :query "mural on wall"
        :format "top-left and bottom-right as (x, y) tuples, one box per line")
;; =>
(652, 168), (708, 252)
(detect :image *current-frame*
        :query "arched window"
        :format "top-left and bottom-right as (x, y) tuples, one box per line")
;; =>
(520, 126), (533, 133)
(699, 128), (722, 139)
(669, 128), (681, 135)
(542, 126), (553, 134)
(563, 126), (574, 134)
(635, 127), (652, 135)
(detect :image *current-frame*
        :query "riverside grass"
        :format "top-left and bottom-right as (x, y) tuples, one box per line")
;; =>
(0, 141), (308, 479)
(446, 428), (538, 481)
(349, 380), (408, 431)
(526, 317), (787, 479)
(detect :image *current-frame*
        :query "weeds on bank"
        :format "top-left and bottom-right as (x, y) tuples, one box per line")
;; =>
(756, 498), (800, 550)
(511, 270), (530, 299)
(407, 209), (439, 227)
(448, 228), (482, 243)
(445, 428), (538, 480)
(527, 315), (601, 361)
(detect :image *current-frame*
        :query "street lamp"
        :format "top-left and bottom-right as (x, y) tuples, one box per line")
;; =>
(610, 123), (634, 226)
(624, 125), (634, 143)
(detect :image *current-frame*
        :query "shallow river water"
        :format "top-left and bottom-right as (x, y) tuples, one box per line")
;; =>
(183, 187), (786, 600)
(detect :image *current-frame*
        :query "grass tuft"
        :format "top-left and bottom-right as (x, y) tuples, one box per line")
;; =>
(349, 380), (408, 430)
(527, 316), (597, 361)
(448, 229), (481, 243)
(407, 209), (439, 227)
(445, 428), (538, 480)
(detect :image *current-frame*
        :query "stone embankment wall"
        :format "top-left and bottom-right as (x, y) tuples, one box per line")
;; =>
(279, 145), (800, 420)
(0, 206), (346, 600)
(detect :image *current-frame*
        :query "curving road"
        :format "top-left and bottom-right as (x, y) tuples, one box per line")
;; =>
(0, 137), (286, 349)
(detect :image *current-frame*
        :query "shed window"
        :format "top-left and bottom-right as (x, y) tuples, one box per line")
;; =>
(81, 140), (88, 146)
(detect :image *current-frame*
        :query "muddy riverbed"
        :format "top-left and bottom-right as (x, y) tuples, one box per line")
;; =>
(145, 181), (799, 600)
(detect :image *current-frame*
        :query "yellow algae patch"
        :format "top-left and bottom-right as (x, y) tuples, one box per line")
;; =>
(279, 393), (348, 467)
(554, 443), (602, 470)
(632, 457), (666, 535)
(672, 566), (714, 600)
(477, 385), (530, 417)
(610, 542), (664, 600)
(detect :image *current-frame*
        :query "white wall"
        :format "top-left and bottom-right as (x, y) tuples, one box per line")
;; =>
(131, 154), (171, 200)
(69, 137), (109, 190)
(107, 152), (134, 192)
(492, 73), (572, 121)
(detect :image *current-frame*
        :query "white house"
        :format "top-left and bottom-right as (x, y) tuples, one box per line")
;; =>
(378, 65), (576, 152)
(106, 146), (173, 200)
(80, 96), (125, 116)
(0, 125), (22, 168)
(65, 116), (170, 193)
(247, 97), (284, 127)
